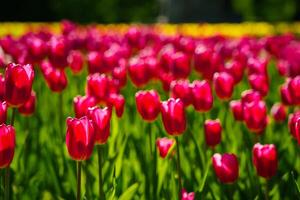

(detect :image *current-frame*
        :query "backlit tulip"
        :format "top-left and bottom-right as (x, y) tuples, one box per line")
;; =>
(212, 153), (239, 183)
(230, 100), (243, 121)
(204, 119), (222, 147)
(108, 93), (125, 118)
(0, 101), (7, 124)
(87, 51), (104, 74)
(86, 73), (110, 103)
(156, 137), (175, 158)
(128, 57), (150, 87)
(73, 95), (97, 118)
(190, 80), (213, 112)
(88, 106), (111, 144)
(18, 91), (36, 116)
(243, 100), (267, 133)
(252, 143), (278, 179)
(66, 116), (95, 161)
(5, 63), (34, 107)
(213, 72), (235, 100)
(0, 124), (15, 168)
(161, 98), (186, 136)
(170, 80), (192, 107)
(135, 90), (160, 121)
(270, 103), (286, 122)
(68, 50), (84, 74)
(181, 189), (195, 200)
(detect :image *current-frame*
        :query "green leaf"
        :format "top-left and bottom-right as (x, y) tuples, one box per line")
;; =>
(118, 183), (139, 200)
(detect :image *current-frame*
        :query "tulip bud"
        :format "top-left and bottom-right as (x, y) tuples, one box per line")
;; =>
(112, 60), (127, 88)
(161, 98), (186, 135)
(181, 189), (195, 200)
(42, 63), (68, 93)
(229, 100), (243, 121)
(135, 90), (160, 121)
(280, 81), (294, 105)
(156, 137), (175, 158)
(224, 60), (244, 84)
(0, 101), (7, 124)
(213, 72), (235, 100)
(0, 124), (16, 168)
(270, 103), (286, 122)
(68, 50), (84, 74)
(5, 63), (34, 107)
(18, 91), (36, 116)
(87, 106), (111, 144)
(73, 95), (97, 118)
(108, 93), (125, 118)
(170, 80), (192, 107)
(241, 89), (262, 105)
(204, 119), (222, 147)
(212, 153), (239, 183)
(66, 116), (95, 161)
(243, 100), (267, 133)
(252, 143), (278, 179)
(86, 73), (110, 103)
(194, 45), (215, 80)
(190, 80), (213, 112)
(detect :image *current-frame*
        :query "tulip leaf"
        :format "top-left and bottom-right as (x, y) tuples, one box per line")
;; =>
(118, 183), (139, 200)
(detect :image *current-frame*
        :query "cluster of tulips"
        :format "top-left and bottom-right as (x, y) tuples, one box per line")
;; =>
(0, 20), (299, 199)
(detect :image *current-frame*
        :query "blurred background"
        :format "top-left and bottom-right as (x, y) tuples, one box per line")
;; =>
(1, 0), (300, 23)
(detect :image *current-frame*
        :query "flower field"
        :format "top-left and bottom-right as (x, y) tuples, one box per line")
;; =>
(0, 21), (300, 200)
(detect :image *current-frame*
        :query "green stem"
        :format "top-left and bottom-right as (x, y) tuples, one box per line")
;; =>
(4, 167), (9, 200)
(147, 123), (153, 158)
(175, 136), (182, 200)
(58, 93), (64, 141)
(265, 180), (269, 200)
(97, 146), (105, 199)
(77, 162), (81, 200)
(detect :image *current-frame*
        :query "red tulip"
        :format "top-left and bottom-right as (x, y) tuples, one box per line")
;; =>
(229, 100), (243, 121)
(288, 111), (300, 142)
(128, 57), (150, 87)
(190, 80), (213, 112)
(170, 52), (191, 79)
(213, 72), (235, 100)
(41, 60), (68, 92)
(204, 119), (222, 148)
(0, 101), (7, 124)
(161, 98), (186, 136)
(252, 143), (277, 179)
(241, 89), (262, 105)
(68, 50), (84, 74)
(194, 45), (215, 80)
(156, 137), (175, 158)
(135, 90), (160, 121)
(0, 124), (16, 168)
(73, 95), (97, 118)
(170, 80), (192, 107)
(288, 76), (300, 104)
(87, 106), (111, 144)
(0, 73), (5, 101)
(5, 63), (34, 107)
(181, 189), (195, 200)
(248, 74), (269, 97)
(224, 60), (244, 84)
(66, 116), (95, 161)
(247, 58), (268, 76)
(270, 103), (286, 122)
(243, 100), (267, 133)
(212, 153), (239, 183)
(280, 80), (294, 105)
(87, 51), (104, 74)
(18, 91), (36, 116)
(108, 93), (125, 118)
(86, 73), (110, 103)
(112, 59), (127, 88)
